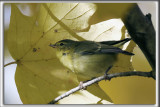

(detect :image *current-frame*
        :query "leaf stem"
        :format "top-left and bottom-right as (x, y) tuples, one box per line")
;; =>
(4, 61), (17, 67)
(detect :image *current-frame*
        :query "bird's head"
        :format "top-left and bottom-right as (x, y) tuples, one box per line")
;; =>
(49, 39), (77, 51)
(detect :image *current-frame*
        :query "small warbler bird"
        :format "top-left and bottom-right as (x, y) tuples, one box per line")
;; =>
(49, 38), (134, 81)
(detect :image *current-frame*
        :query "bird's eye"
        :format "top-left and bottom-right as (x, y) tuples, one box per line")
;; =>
(60, 43), (64, 46)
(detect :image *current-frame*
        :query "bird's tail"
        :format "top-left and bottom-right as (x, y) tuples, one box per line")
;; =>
(100, 38), (134, 55)
(100, 38), (131, 48)
(110, 38), (131, 47)
(121, 50), (134, 55)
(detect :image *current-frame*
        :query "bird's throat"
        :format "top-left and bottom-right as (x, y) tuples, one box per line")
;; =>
(56, 50), (74, 72)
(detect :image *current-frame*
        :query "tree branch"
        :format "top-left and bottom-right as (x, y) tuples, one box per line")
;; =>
(48, 71), (154, 104)
(121, 4), (156, 78)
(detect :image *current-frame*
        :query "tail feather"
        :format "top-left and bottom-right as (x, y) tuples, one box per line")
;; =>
(100, 38), (132, 47)
(121, 50), (134, 55)
(99, 48), (134, 56)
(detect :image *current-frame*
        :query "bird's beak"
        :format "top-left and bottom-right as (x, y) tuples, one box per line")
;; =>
(49, 43), (56, 48)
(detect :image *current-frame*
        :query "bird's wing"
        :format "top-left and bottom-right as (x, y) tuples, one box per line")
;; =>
(76, 42), (134, 55)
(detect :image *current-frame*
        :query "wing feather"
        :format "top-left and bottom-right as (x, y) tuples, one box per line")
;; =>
(77, 41), (134, 56)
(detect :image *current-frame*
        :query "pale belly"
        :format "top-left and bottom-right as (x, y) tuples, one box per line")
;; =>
(56, 50), (117, 81)
(73, 54), (117, 80)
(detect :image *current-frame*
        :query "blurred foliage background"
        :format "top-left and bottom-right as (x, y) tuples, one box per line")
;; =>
(4, 3), (156, 104)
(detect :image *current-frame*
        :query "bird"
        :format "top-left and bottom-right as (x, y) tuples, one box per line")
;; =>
(49, 38), (134, 82)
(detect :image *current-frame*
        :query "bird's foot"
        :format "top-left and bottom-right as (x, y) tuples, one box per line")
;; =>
(105, 65), (113, 74)
(104, 65), (112, 81)
(79, 81), (87, 90)
(104, 74), (111, 81)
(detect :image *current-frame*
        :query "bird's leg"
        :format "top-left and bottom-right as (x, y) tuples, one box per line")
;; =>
(104, 65), (113, 81)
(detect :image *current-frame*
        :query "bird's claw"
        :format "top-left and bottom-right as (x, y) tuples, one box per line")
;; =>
(104, 66), (112, 81)
(104, 74), (111, 81)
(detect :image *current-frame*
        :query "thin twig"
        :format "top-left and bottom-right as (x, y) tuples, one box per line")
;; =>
(4, 61), (17, 67)
(48, 71), (154, 104)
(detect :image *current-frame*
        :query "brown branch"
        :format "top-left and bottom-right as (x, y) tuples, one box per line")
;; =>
(48, 71), (154, 104)
(4, 61), (17, 67)
(121, 4), (156, 78)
